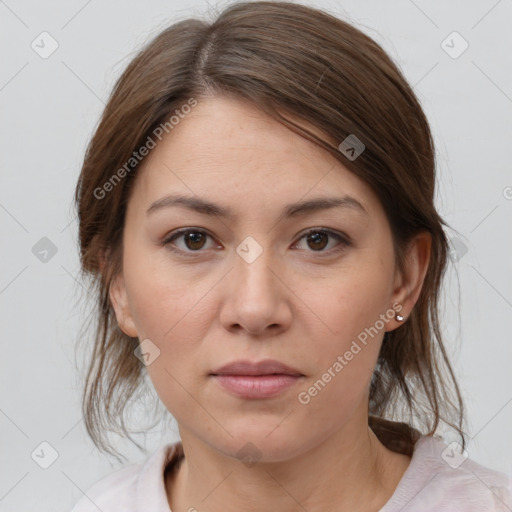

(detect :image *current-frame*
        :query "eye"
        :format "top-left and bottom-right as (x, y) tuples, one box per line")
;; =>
(161, 227), (351, 258)
(162, 228), (217, 257)
(293, 228), (351, 255)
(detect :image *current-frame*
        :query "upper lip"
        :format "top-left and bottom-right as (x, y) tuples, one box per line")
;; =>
(211, 359), (303, 376)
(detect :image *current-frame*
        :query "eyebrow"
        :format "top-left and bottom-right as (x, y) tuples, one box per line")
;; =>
(146, 193), (368, 220)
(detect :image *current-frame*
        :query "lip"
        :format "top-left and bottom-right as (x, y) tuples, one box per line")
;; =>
(210, 359), (304, 399)
(211, 359), (303, 376)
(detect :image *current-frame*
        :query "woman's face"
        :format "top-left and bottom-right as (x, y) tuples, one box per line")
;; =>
(111, 96), (409, 462)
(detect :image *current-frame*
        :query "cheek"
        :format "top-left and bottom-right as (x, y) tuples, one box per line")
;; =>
(122, 237), (213, 340)
(320, 261), (392, 343)
(121, 245), (216, 411)
(296, 278), (388, 424)
(302, 259), (393, 409)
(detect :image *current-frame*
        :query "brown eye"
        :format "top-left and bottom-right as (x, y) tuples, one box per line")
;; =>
(162, 228), (216, 257)
(182, 231), (208, 250)
(305, 231), (329, 251)
(162, 227), (351, 259)
(294, 229), (350, 254)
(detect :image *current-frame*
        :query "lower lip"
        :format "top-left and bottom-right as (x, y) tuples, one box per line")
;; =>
(211, 374), (302, 399)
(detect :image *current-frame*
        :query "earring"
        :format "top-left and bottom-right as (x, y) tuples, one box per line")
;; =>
(395, 313), (404, 322)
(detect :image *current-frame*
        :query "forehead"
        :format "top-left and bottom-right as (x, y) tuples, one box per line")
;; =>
(129, 96), (381, 219)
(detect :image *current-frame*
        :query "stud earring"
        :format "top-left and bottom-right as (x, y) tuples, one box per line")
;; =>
(395, 313), (404, 322)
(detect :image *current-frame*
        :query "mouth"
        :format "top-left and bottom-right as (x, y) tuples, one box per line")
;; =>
(210, 359), (305, 399)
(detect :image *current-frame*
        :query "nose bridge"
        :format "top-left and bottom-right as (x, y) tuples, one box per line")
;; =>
(234, 234), (277, 299)
(220, 233), (290, 335)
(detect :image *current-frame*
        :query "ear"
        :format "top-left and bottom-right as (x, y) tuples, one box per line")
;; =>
(109, 272), (139, 338)
(387, 231), (432, 328)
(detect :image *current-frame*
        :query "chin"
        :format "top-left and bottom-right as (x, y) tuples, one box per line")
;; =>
(203, 420), (315, 464)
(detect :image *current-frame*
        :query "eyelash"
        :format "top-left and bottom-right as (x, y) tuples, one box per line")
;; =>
(161, 227), (352, 259)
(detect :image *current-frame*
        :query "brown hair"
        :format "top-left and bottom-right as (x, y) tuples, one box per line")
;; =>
(74, 0), (466, 462)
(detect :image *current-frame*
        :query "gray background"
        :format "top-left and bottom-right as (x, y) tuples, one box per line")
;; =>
(1, 0), (511, 510)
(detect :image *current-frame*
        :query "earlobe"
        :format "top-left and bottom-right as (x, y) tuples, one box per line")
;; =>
(389, 231), (432, 326)
(109, 273), (139, 338)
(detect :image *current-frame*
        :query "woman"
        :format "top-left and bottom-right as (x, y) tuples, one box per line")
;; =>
(71, 1), (512, 510)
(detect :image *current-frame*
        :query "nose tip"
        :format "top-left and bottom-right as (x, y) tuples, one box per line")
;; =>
(220, 252), (292, 336)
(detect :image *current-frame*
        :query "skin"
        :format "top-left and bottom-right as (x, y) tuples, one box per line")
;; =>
(109, 95), (431, 511)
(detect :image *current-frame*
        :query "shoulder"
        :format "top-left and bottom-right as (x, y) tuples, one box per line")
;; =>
(383, 435), (512, 512)
(69, 442), (183, 512)
(69, 460), (140, 512)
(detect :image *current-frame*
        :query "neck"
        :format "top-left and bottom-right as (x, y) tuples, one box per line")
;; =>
(165, 415), (411, 512)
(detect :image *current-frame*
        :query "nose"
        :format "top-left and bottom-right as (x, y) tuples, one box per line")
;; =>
(219, 243), (292, 337)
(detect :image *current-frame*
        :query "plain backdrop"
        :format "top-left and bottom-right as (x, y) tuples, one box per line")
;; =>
(1, 0), (511, 510)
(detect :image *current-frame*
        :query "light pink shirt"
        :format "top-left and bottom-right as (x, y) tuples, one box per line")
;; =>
(70, 435), (512, 511)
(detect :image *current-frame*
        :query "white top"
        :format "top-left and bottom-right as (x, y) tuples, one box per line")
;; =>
(70, 435), (512, 511)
